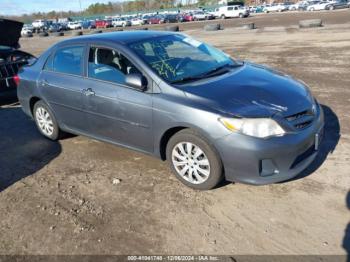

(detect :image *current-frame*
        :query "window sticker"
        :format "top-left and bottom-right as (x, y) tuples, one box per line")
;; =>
(183, 37), (202, 48)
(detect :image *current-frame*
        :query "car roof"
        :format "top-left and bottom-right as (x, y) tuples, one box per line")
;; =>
(59, 30), (175, 46)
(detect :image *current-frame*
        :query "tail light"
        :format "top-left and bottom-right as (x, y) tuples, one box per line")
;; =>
(13, 75), (20, 86)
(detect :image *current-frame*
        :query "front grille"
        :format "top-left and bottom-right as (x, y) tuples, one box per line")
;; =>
(285, 110), (308, 122)
(285, 108), (315, 130)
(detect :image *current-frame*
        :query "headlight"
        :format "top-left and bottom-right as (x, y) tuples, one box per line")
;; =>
(219, 117), (285, 138)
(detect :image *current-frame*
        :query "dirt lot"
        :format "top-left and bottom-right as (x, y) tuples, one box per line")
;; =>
(0, 10), (349, 256)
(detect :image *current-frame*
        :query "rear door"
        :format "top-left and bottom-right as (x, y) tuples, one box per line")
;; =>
(38, 44), (88, 132)
(82, 45), (154, 152)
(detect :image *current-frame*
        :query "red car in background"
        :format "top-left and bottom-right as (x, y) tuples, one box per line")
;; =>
(95, 19), (112, 29)
(182, 13), (195, 22)
(148, 15), (165, 24)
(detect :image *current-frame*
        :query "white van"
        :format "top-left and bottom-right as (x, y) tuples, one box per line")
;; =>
(214, 5), (250, 19)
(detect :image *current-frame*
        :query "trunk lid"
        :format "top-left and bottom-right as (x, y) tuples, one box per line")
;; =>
(0, 19), (23, 49)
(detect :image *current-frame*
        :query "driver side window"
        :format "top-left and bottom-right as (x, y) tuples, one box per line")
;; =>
(88, 46), (141, 85)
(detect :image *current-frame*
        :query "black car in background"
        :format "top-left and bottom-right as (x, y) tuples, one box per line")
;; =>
(0, 19), (35, 100)
(163, 14), (179, 23)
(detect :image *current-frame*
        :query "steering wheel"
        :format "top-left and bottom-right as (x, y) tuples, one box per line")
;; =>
(174, 57), (191, 71)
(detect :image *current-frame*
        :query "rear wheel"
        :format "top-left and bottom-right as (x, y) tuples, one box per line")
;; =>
(221, 14), (226, 19)
(166, 129), (223, 190)
(33, 100), (61, 140)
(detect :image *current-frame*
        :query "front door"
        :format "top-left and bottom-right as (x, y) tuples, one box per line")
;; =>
(83, 46), (153, 152)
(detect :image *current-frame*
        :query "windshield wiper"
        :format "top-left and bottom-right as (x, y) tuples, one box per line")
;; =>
(171, 62), (244, 85)
(170, 75), (205, 84)
(201, 62), (244, 78)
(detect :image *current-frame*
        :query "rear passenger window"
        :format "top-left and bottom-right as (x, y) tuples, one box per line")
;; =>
(53, 46), (84, 76)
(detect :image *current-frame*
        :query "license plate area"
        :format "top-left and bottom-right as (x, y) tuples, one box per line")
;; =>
(315, 126), (324, 151)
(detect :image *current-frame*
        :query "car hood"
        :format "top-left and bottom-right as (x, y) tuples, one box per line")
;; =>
(0, 19), (23, 49)
(182, 62), (314, 118)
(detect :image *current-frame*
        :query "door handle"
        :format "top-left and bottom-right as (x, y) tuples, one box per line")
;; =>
(83, 88), (95, 96)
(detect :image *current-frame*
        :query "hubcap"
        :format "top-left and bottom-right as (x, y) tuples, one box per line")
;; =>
(172, 142), (210, 184)
(35, 107), (54, 136)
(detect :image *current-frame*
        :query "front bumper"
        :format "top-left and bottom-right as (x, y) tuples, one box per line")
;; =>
(214, 105), (324, 185)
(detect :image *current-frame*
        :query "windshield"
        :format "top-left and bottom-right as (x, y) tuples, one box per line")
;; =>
(128, 34), (235, 83)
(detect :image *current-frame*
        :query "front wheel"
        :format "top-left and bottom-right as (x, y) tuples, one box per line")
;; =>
(166, 129), (223, 190)
(33, 100), (61, 140)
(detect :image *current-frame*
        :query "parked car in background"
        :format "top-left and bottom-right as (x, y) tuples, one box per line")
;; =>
(67, 21), (82, 30)
(163, 14), (179, 23)
(289, 1), (308, 10)
(192, 11), (214, 20)
(131, 17), (144, 26)
(21, 24), (33, 36)
(306, 1), (333, 10)
(0, 19), (35, 100)
(263, 3), (289, 12)
(81, 20), (96, 29)
(17, 31), (324, 190)
(181, 13), (195, 22)
(95, 19), (112, 29)
(32, 19), (47, 29)
(325, 0), (349, 9)
(148, 15), (165, 24)
(249, 5), (264, 12)
(48, 23), (64, 33)
(216, 5), (249, 19)
(112, 18), (131, 27)
(299, 0), (320, 10)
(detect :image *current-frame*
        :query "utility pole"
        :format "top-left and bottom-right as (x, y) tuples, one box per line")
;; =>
(78, 0), (82, 13)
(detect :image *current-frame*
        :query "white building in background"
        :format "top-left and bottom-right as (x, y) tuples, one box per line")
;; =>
(218, 0), (228, 4)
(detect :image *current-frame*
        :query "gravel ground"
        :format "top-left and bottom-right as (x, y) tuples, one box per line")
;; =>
(0, 10), (349, 256)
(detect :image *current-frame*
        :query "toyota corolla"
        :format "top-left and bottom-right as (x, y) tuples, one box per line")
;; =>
(17, 31), (324, 190)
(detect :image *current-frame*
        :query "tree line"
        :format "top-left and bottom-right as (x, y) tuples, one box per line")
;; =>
(5, 0), (221, 23)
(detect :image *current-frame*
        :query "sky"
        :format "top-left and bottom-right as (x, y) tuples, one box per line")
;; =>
(0, 0), (119, 16)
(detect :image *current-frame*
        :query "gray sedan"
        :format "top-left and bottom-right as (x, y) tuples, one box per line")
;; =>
(17, 31), (324, 190)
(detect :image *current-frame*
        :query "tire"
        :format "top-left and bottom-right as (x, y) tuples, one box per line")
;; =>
(164, 25), (179, 32)
(299, 19), (323, 28)
(33, 101), (61, 141)
(329, 5), (334, 10)
(204, 23), (221, 31)
(166, 129), (223, 190)
(239, 13), (244, 18)
(91, 30), (102, 34)
(39, 32), (49, 37)
(52, 32), (64, 37)
(73, 31), (83, 36)
(221, 14), (226, 19)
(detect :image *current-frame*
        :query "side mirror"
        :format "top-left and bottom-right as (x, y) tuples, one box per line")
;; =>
(125, 73), (148, 91)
